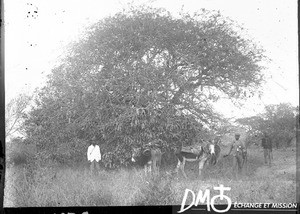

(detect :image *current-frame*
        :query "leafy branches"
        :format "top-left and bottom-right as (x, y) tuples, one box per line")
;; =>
(24, 5), (267, 167)
(5, 94), (32, 139)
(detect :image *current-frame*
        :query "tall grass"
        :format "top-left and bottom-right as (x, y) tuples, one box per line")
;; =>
(4, 147), (296, 207)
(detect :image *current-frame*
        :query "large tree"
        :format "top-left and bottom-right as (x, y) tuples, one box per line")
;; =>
(24, 6), (266, 167)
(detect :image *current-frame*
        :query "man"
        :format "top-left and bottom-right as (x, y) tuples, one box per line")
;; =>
(87, 136), (101, 175)
(224, 133), (247, 176)
(261, 132), (272, 166)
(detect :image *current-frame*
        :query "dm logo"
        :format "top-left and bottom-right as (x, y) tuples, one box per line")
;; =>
(178, 184), (232, 213)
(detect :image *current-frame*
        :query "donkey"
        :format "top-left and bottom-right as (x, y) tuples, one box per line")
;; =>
(131, 147), (162, 176)
(206, 140), (221, 166)
(175, 141), (219, 179)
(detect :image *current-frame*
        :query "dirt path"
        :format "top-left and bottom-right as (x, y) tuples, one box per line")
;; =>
(254, 147), (296, 180)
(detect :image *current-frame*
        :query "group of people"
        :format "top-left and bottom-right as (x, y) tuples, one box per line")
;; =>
(223, 132), (273, 175)
(86, 132), (273, 175)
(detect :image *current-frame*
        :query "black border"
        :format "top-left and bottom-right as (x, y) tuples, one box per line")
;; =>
(1, 0), (5, 213)
(2, 205), (300, 214)
(296, 0), (300, 204)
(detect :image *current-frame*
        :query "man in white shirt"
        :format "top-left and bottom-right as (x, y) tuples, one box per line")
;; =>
(87, 136), (101, 175)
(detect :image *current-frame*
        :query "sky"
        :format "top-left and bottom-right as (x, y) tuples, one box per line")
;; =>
(4, 0), (299, 119)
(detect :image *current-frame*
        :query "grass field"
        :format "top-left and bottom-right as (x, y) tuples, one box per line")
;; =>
(4, 146), (296, 207)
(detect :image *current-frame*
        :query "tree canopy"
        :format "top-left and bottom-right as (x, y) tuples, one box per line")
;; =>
(24, 6), (267, 167)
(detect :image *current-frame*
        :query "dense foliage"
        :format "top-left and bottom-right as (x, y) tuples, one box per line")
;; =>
(23, 6), (266, 167)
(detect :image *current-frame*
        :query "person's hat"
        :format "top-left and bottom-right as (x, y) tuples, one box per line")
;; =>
(235, 133), (241, 137)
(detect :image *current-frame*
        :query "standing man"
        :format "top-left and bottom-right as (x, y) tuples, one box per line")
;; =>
(261, 132), (272, 166)
(87, 136), (101, 175)
(224, 133), (247, 176)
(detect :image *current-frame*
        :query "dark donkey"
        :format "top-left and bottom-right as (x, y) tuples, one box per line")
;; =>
(131, 146), (162, 176)
(175, 141), (219, 179)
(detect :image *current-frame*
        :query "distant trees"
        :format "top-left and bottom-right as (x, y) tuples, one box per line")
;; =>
(237, 103), (298, 148)
(23, 6), (266, 167)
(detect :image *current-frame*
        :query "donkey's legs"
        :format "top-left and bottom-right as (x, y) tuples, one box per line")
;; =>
(148, 161), (152, 174)
(152, 159), (157, 176)
(144, 165), (148, 176)
(176, 160), (181, 175)
(180, 160), (188, 179)
(198, 158), (206, 178)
